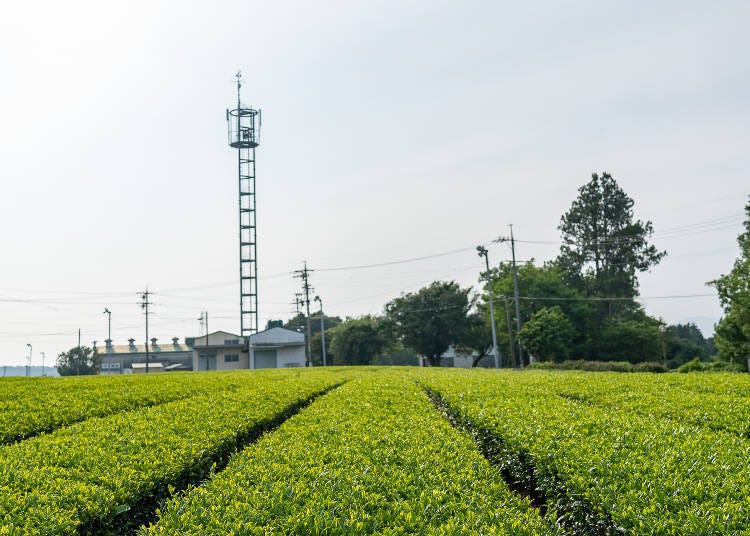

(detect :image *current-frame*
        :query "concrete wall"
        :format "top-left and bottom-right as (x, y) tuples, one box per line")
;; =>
(193, 349), (249, 371)
(216, 350), (249, 370)
(276, 345), (305, 367)
(192, 332), (244, 347)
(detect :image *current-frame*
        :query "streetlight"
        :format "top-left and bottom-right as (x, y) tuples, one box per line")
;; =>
(26, 343), (32, 377)
(314, 295), (327, 367)
(477, 246), (500, 369)
(103, 308), (112, 347)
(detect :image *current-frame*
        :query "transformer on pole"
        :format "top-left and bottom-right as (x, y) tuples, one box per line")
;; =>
(227, 71), (261, 336)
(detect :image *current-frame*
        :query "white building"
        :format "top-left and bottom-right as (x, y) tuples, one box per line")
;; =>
(248, 327), (306, 368)
(191, 328), (305, 371)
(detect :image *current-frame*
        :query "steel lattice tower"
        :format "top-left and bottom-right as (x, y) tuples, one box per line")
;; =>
(227, 72), (261, 336)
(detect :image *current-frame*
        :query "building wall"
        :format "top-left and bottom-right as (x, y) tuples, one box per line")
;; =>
(100, 351), (193, 374)
(193, 348), (249, 371)
(276, 346), (305, 367)
(191, 332), (244, 347)
(217, 349), (249, 370)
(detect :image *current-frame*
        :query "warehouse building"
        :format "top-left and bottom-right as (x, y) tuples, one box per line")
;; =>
(97, 327), (305, 373)
(96, 337), (193, 374)
(190, 328), (305, 371)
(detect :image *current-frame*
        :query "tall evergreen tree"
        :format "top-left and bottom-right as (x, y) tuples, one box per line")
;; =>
(556, 172), (666, 308)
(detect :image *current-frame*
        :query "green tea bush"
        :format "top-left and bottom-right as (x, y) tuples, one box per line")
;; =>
(420, 368), (750, 535)
(0, 370), (343, 534)
(142, 373), (549, 535)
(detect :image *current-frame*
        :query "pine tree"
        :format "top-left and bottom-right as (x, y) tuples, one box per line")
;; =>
(556, 172), (666, 310)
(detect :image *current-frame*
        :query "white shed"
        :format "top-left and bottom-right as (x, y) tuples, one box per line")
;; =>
(248, 327), (305, 368)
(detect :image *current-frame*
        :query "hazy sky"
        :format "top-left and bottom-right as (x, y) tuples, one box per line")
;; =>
(1, 1), (748, 366)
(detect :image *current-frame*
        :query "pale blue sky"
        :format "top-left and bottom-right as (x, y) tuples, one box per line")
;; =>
(0, 1), (748, 366)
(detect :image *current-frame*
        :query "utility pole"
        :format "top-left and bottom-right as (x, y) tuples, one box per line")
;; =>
(293, 262), (314, 366)
(495, 225), (524, 367)
(25, 343), (32, 377)
(503, 296), (517, 368)
(40, 351), (45, 376)
(292, 293), (305, 336)
(314, 295), (327, 367)
(293, 293), (303, 317)
(141, 288), (151, 373)
(477, 246), (500, 368)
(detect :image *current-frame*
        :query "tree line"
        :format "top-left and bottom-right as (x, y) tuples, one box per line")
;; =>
(289, 173), (746, 370)
(57, 173), (748, 374)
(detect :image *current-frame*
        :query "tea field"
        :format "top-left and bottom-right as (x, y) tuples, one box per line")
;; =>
(1, 367), (750, 535)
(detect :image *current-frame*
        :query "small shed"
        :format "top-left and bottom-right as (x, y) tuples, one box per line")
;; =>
(248, 327), (305, 368)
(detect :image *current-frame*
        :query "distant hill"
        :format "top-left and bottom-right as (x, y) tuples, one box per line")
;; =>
(0, 366), (59, 377)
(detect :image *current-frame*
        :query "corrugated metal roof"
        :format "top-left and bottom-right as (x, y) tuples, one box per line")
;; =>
(249, 327), (304, 346)
(99, 344), (192, 355)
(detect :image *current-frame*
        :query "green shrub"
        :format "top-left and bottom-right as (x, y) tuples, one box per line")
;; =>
(633, 361), (668, 373)
(143, 373), (548, 535)
(528, 359), (635, 372)
(421, 367), (750, 534)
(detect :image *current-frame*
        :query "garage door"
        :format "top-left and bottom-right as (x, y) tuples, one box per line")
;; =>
(254, 349), (277, 369)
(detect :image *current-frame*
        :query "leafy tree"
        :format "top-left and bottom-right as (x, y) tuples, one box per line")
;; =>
(284, 313), (341, 337)
(284, 312), (343, 366)
(385, 281), (472, 366)
(309, 313), (343, 365)
(284, 313), (307, 333)
(596, 317), (661, 363)
(556, 172), (666, 311)
(453, 311), (499, 367)
(56, 346), (100, 376)
(483, 262), (594, 360)
(519, 306), (575, 362)
(265, 319), (284, 330)
(710, 199), (750, 368)
(664, 323), (714, 368)
(329, 316), (390, 365)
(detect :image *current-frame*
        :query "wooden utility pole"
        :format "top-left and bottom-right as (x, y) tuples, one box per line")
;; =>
(293, 263), (314, 366)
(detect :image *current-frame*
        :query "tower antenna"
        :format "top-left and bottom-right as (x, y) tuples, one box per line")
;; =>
(227, 72), (261, 336)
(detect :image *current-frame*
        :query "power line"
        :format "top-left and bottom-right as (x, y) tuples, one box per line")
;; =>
(327, 264), (481, 307)
(316, 243), (491, 272)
